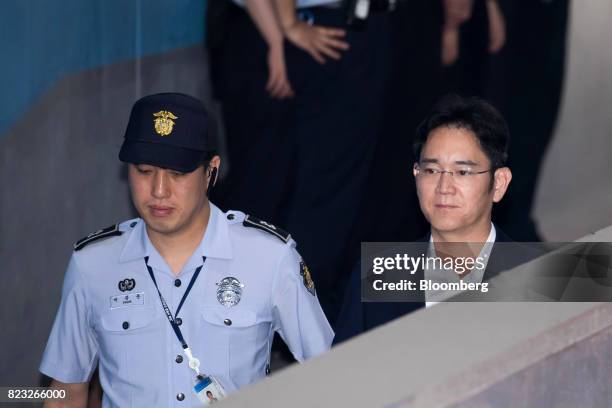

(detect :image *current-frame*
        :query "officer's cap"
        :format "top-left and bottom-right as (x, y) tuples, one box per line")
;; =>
(119, 93), (213, 173)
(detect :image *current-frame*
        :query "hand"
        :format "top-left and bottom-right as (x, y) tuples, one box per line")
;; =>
(43, 380), (89, 408)
(443, 0), (474, 28)
(284, 20), (349, 64)
(486, 0), (506, 54)
(266, 43), (294, 99)
(441, 26), (460, 66)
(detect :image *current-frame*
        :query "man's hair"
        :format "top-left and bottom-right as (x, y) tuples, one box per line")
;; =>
(414, 95), (510, 170)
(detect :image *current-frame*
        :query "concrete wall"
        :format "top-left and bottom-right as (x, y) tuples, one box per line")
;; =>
(222, 302), (612, 407)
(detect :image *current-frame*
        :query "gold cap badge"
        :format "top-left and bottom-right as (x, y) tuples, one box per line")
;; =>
(153, 110), (178, 136)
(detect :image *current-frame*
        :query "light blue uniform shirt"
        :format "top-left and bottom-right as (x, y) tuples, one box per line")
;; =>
(40, 204), (333, 407)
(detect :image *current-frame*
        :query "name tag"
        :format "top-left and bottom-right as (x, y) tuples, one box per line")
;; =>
(110, 292), (145, 309)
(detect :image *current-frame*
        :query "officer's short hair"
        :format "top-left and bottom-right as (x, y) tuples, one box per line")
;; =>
(414, 94), (510, 171)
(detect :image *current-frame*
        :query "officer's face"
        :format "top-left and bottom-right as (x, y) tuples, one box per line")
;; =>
(128, 159), (219, 237)
(414, 126), (511, 240)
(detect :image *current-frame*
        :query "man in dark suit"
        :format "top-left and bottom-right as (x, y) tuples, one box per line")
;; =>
(335, 94), (518, 343)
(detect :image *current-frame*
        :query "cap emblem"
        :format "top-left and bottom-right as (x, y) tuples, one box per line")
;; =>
(153, 110), (178, 136)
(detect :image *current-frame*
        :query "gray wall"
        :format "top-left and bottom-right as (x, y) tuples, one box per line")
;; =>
(222, 302), (612, 407)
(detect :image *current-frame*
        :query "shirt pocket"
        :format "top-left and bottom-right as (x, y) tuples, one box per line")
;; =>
(98, 308), (160, 359)
(97, 308), (161, 373)
(201, 307), (271, 388)
(100, 307), (158, 333)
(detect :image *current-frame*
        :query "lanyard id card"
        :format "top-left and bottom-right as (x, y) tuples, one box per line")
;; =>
(194, 374), (226, 405)
(145, 256), (227, 405)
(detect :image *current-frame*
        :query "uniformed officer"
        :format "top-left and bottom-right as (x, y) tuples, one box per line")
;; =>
(40, 93), (333, 407)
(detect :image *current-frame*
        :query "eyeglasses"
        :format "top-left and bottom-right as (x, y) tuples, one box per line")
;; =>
(414, 164), (492, 185)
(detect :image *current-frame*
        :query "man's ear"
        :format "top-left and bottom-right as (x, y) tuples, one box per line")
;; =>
(209, 167), (218, 187)
(492, 167), (512, 203)
(208, 155), (221, 187)
(206, 156), (221, 199)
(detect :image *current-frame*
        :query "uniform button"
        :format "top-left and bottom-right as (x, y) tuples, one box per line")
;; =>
(265, 364), (271, 375)
(174, 279), (182, 287)
(176, 393), (185, 401)
(227, 213), (234, 220)
(224, 319), (232, 326)
(122, 321), (129, 330)
(175, 355), (183, 363)
(176, 317), (183, 326)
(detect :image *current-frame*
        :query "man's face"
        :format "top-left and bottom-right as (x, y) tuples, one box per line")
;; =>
(414, 126), (511, 239)
(128, 159), (218, 237)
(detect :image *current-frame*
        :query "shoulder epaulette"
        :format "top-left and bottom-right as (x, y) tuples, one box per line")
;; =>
(74, 224), (122, 251)
(243, 215), (291, 243)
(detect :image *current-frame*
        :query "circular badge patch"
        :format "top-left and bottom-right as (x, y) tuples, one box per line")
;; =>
(216, 277), (244, 307)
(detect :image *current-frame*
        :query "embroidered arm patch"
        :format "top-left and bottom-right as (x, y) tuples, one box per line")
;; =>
(300, 261), (316, 296)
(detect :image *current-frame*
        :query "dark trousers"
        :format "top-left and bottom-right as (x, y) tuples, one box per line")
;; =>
(283, 8), (391, 323)
(491, 0), (569, 241)
(354, 0), (443, 248)
(341, 0), (445, 308)
(443, 0), (491, 96)
(212, 4), (294, 225)
(213, 5), (391, 323)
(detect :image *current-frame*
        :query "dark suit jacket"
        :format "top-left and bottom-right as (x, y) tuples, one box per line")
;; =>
(333, 226), (523, 344)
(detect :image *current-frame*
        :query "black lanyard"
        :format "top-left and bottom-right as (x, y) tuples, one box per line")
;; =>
(144, 256), (205, 350)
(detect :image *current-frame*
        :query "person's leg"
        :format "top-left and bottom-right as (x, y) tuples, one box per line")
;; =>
(284, 8), (391, 322)
(493, 0), (569, 241)
(213, 5), (294, 224)
(345, 0), (440, 291)
(441, 0), (490, 96)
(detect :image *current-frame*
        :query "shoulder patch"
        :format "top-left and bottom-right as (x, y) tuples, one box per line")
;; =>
(243, 215), (291, 243)
(74, 224), (122, 251)
(300, 261), (316, 296)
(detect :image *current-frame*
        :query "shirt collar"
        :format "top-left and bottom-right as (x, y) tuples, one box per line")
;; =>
(424, 223), (496, 305)
(199, 203), (233, 260)
(428, 222), (496, 245)
(427, 222), (496, 260)
(119, 202), (234, 265)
